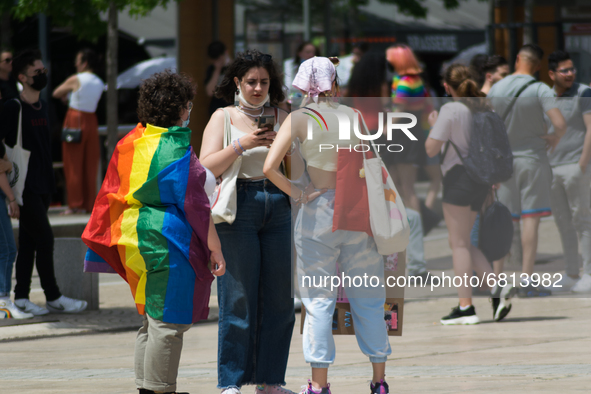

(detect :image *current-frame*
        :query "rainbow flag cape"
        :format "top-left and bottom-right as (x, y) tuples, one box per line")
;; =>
(82, 123), (213, 324)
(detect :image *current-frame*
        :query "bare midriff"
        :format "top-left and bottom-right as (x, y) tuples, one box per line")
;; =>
(308, 166), (337, 189)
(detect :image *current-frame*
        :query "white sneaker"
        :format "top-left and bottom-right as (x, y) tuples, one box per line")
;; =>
(46, 295), (88, 313)
(0, 298), (34, 319)
(551, 274), (579, 293)
(221, 388), (242, 394)
(572, 273), (591, 294)
(14, 298), (49, 316)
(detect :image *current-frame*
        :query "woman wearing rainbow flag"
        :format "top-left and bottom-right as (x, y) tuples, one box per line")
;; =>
(82, 71), (225, 394)
(200, 50), (295, 394)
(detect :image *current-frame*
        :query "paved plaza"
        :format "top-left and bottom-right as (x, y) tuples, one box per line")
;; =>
(0, 211), (590, 393)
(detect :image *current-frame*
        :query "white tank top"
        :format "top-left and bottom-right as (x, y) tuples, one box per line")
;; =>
(229, 108), (281, 179)
(69, 72), (105, 113)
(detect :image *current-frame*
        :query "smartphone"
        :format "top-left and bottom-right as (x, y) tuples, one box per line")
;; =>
(257, 115), (275, 133)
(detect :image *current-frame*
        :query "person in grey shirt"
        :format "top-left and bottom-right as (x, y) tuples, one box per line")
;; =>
(546, 50), (591, 294)
(487, 44), (567, 297)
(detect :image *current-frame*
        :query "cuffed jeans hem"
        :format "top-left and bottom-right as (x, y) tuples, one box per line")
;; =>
(218, 384), (241, 390)
(369, 356), (388, 363)
(138, 378), (175, 393)
(251, 381), (288, 387)
(310, 362), (330, 368)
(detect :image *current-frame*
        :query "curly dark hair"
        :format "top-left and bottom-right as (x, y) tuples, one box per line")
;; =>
(137, 70), (195, 128)
(214, 49), (285, 105)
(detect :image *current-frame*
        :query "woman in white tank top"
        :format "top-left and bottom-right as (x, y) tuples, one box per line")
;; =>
(53, 48), (104, 214)
(199, 50), (295, 394)
(264, 57), (392, 394)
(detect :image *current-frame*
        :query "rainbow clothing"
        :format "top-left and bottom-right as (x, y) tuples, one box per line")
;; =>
(391, 74), (432, 133)
(82, 123), (213, 324)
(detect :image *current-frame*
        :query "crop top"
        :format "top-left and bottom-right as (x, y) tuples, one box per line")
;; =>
(232, 109), (281, 179)
(300, 102), (361, 172)
(69, 72), (105, 113)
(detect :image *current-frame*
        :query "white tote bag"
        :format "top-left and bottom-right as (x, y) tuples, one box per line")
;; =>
(358, 112), (410, 255)
(210, 108), (242, 224)
(4, 100), (30, 206)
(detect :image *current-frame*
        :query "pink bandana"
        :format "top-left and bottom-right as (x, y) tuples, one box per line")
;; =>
(292, 57), (336, 102)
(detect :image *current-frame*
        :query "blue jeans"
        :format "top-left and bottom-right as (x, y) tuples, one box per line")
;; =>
(295, 190), (391, 367)
(0, 191), (17, 296)
(215, 179), (295, 389)
(406, 208), (427, 275)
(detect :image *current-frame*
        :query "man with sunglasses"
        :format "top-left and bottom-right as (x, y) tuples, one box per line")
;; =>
(0, 49), (19, 109)
(547, 50), (591, 294)
(0, 49), (88, 316)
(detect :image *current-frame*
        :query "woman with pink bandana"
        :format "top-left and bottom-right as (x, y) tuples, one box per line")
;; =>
(264, 57), (392, 394)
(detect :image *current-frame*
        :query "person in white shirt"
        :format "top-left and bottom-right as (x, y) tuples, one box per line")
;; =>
(53, 48), (105, 214)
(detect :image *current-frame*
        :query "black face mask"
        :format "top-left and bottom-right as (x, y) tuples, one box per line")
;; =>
(30, 73), (48, 91)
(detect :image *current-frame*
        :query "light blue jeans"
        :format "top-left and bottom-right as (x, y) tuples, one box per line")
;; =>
(0, 190), (17, 297)
(406, 208), (427, 275)
(295, 190), (391, 368)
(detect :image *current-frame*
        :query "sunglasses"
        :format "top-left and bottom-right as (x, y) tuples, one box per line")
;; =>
(557, 67), (576, 76)
(244, 53), (273, 63)
(30, 68), (48, 76)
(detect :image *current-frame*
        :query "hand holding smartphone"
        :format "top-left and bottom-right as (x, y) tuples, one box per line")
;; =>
(257, 116), (276, 147)
(257, 115), (275, 133)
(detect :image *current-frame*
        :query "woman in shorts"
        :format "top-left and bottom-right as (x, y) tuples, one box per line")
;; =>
(425, 64), (514, 325)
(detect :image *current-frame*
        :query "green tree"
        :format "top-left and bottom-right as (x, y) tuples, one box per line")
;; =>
(2, 0), (177, 159)
(237, 0), (474, 20)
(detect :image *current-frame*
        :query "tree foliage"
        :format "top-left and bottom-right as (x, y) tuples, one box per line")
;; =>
(237, 0), (475, 20)
(0, 0), (175, 41)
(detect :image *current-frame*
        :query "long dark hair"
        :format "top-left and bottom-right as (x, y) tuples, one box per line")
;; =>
(215, 49), (285, 105)
(348, 52), (386, 97)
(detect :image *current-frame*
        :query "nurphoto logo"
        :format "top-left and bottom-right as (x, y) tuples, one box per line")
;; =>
(303, 107), (418, 153)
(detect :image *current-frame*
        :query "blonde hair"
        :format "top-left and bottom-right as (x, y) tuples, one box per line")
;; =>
(386, 44), (422, 76)
(444, 64), (490, 112)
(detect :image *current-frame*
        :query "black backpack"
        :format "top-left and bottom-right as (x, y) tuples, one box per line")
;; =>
(478, 201), (514, 262)
(443, 110), (514, 185)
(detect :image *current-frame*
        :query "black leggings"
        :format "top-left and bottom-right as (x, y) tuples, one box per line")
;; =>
(14, 190), (61, 301)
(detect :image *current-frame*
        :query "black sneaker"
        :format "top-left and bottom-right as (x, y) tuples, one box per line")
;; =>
(139, 390), (189, 394)
(370, 380), (389, 394)
(491, 283), (517, 322)
(440, 305), (480, 325)
(517, 284), (552, 298)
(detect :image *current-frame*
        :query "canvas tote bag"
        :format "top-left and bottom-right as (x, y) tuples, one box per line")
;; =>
(210, 108), (242, 224)
(357, 111), (410, 255)
(4, 99), (30, 206)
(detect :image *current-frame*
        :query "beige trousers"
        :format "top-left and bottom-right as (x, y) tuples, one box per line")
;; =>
(134, 314), (192, 392)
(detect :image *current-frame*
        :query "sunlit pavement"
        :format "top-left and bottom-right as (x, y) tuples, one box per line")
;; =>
(1, 204), (590, 393)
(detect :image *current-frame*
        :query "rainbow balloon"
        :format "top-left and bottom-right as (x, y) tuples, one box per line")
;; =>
(82, 123), (213, 324)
